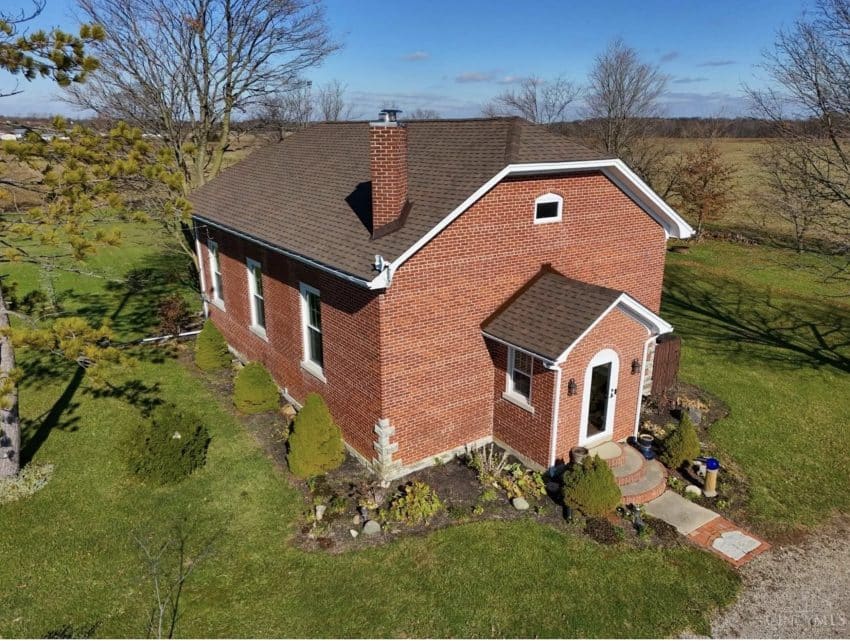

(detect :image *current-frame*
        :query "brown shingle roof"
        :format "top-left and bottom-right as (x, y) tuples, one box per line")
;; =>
(189, 118), (610, 281)
(482, 270), (623, 362)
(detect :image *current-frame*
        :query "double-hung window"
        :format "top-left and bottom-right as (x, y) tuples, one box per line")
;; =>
(246, 258), (266, 335)
(506, 347), (533, 407)
(300, 283), (324, 377)
(208, 240), (224, 305)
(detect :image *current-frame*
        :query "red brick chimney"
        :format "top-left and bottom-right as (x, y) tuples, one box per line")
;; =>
(369, 109), (408, 234)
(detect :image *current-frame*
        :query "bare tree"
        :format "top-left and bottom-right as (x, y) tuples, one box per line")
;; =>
(672, 140), (736, 239)
(256, 82), (314, 140)
(134, 516), (220, 639)
(315, 79), (355, 121)
(66, 0), (337, 192)
(754, 143), (833, 252)
(406, 108), (440, 120)
(748, 0), (850, 253)
(483, 75), (579, 125)
(582, 38), (670, 190)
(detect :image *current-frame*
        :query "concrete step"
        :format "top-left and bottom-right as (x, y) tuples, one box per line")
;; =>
(609, 445), (646, 487)
(587, 440), (626, 468)
(619, 459), (667, 505)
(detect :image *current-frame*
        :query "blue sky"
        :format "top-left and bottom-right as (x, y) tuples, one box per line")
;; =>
(3, 0), (813, 118)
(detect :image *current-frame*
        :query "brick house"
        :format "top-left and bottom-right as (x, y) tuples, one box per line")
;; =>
(190, 111), (692, 480)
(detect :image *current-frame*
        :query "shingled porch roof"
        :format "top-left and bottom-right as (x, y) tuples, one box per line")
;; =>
(481, 270), (673, 364)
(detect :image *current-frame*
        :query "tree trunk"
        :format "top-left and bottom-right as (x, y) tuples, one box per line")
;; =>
(0, 282), (20, 477)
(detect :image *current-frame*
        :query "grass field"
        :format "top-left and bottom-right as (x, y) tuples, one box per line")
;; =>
(0, 231), (739, 638)
(663, 241), (850, 536)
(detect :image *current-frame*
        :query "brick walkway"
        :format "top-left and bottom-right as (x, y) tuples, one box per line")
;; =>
(687, 515), (771, 567)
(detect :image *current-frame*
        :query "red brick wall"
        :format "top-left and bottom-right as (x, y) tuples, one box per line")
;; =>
(490, 342), (555, 467)
(554, 307), (650, 464)
(370, 123), (408, 231)
(380, 171), (666, 467)
(197, 228), (383, 460)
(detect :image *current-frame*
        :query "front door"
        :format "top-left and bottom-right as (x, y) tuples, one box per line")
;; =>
(580, 349), (619, 445)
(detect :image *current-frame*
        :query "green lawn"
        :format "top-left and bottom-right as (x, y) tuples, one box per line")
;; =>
(663, 241), (850, 536)
(0, 231), (738, 638)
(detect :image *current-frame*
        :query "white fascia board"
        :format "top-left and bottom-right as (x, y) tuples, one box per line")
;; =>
(481, 330), (557, 368)
(193, 215), (389, 291)
(371, 159), (694, 289)
(553, 293), (673, 365)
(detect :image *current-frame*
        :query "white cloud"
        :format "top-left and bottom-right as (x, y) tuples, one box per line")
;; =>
(403, 51), (429, 61)
(455, 71), (494, 83)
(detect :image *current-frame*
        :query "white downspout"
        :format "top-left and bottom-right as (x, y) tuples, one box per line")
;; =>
(633, 334), (656, 438)
(547, 364), (563, 469)
(194, 222), (209, 318)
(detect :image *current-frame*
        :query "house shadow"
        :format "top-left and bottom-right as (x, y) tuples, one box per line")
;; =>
(662, 263), (850, 374)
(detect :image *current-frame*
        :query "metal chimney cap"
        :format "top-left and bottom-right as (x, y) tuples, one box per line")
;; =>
(379, 108), (402, 122)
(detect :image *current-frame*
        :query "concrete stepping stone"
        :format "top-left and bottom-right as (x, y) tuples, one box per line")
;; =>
(644, 490), (718, 534)
(711, 530), (762, 561)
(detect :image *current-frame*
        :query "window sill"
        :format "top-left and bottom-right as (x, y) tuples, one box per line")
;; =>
(533, 217), (562, 225)
(210, 298), (225, 312)
(300, 360), (327, 383)
(502, 392), (534, 414)
(249, 325), (268, 341)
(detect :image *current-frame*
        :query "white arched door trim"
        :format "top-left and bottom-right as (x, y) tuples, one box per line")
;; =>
(579, 348), (620, 447)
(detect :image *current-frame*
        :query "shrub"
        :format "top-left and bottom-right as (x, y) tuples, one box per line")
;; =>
(157, 293), (192, 335)
(659, 414), (701, 469)
(194, 320), (230, 371)
(0, 463), (54, 504)
(383, 481), (444, 525)
(233, 362), (279, 414)
(127, 403), (211, 484)
(465, 443), (509, 486)
(286, 393), (344, 478)
(562, 455), (621, 517)
(499, 463), (546, 499)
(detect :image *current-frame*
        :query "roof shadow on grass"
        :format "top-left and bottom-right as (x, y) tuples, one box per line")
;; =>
(662, 263), (850, 374)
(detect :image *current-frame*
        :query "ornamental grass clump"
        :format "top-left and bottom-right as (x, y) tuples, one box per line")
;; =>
(286, 393), (345, 479)
(127, 403), (211, 484)
(659, 413), (701, 469)
(233, 362), (279, 414)
(194, 320), (230, 371)
(562, 455), (621, 517)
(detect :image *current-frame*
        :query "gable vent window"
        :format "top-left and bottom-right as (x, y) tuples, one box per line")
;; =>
(208, 240), (224, 306)
(246, 258), (266, 336)
(534, 193), (563, 224)
(504, 347), (534, 411)
(300, 282), (325, 381)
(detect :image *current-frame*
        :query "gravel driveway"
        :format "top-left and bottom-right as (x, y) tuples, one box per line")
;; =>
(711, 517), (850, 638)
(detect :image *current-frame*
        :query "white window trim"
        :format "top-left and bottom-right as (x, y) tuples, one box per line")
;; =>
(246, 257), (267, 339)
(533, 192), (563, 224)
(299, 282), (325, 382)
(503, 347), (534, 413)
(579, 348), (620, 447)
(207, 240), (224, 309)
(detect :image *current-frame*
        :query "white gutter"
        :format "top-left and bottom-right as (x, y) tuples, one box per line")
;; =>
(480, 330), (557, 367)
(547, 364), (563, 469)
(193, 214), (390, 291)
(193, 220), (209, 318)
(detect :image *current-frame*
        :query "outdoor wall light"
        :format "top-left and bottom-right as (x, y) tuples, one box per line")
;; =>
(631, 359), (641, 375)
(567, 378), (577, 396)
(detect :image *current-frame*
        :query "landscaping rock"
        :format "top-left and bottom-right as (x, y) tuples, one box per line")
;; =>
(280, 403), (297, 423)
(687, 406), (703, 425)
(352, 514), (362, 526)
(349, 529), (358, 539)
(685, 484), (702, 498)
(315, 504), (326, 521)
(362, 520), (381, 536)
(512, 497), (530, 510)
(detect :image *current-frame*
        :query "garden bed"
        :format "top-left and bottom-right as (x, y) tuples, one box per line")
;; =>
(640, 381), (754, 530)
(183, 345), (690, 554)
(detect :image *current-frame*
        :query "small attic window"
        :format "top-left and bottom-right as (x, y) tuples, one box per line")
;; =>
(534, 193), (563, 224)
